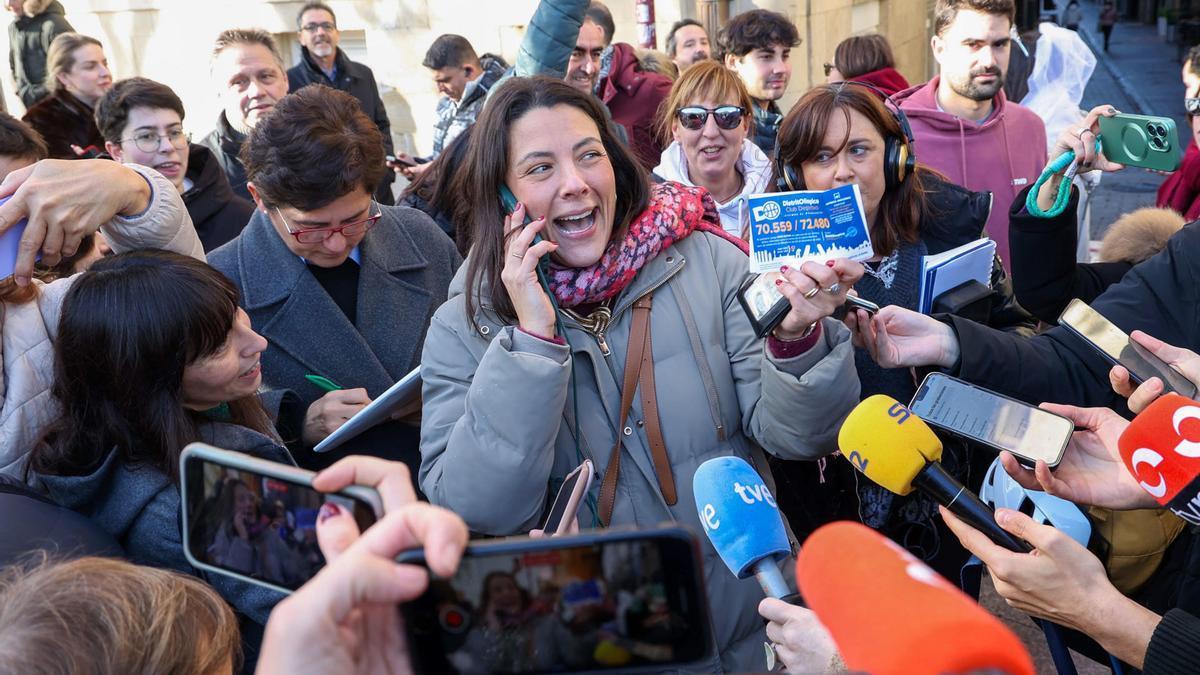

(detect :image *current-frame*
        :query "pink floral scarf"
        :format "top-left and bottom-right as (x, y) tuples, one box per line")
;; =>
(547, 182), (748, 307)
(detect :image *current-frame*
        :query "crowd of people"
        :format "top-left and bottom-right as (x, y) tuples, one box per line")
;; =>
(0, 0), (1198, 673)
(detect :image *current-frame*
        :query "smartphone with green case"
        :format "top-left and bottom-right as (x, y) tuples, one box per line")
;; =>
(1099, 113), (1180, 172)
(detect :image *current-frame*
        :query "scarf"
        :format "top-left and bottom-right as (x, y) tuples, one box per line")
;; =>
(547, 182), (748, 307)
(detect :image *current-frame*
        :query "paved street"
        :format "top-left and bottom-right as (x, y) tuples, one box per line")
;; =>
(982, 7), (1183, 673)
(1076, 1), (1186, 241)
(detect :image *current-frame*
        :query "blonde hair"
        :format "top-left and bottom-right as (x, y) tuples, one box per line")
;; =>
(45, 33), (102, 94)
(0, 556), (241, 675)
(656, 59), (754, 143)
(637, 49), (679, 81)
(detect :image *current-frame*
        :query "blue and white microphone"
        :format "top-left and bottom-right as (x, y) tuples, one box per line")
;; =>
(692, 456), (791, 598)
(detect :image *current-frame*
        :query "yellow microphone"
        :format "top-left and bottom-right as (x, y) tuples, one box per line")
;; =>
(838, 395), (1032, 553)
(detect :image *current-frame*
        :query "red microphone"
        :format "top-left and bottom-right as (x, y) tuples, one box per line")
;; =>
(1117, 393), (1200, 524)
(795, 521), (1034, 675)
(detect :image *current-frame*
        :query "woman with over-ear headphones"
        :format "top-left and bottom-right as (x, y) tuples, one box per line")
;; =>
(765, 82), (1035, 581)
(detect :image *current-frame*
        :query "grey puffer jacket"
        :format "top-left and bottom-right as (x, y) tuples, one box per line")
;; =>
(419, 229), (860, 672)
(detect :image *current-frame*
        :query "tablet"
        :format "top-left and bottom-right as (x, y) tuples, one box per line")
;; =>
(313, 366), (422, 453)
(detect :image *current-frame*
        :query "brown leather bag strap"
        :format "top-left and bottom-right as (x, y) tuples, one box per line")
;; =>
(638, 296), (677, 506)
(598, 295), (650, 526)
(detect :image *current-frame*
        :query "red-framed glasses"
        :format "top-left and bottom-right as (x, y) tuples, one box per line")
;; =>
(275, 202), (383, 244)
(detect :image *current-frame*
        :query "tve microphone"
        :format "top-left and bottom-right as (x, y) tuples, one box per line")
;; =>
(1118, 393), (1200, 524)
(838, 395), (1033, 553)
(692, 456), (791, 598)
(796, 521), (1034, 675)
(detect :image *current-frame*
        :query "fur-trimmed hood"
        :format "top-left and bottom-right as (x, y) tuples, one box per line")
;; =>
(1099, 207), (1186, 265)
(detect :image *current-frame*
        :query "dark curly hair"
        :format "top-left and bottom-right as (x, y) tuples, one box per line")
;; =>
(716, 9), (799, 60)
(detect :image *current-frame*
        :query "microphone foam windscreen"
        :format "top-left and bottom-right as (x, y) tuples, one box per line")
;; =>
(837, 395), (943, 496)
(796, 521), (1034, 675)
(1118, 393), (1200, 523)
(692, 456), (790, 578)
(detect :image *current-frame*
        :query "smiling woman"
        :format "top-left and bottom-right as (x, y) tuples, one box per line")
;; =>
(653, 60), (773, 238)
(421, 76), (865, 672)
(22, 33), (111, 159)
(26, 249), (296, 643)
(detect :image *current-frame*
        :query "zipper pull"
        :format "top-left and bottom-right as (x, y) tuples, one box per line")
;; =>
(595, 330), (610, 356)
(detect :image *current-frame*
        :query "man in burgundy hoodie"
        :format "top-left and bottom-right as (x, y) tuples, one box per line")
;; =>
(893, 0), (1046, 272)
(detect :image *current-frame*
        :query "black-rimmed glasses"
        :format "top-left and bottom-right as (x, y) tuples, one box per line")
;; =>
(276, 202), (382, 244)
(676, 105), (747, 131)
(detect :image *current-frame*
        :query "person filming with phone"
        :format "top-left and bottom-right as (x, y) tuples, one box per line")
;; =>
(419, 76), (863, 671)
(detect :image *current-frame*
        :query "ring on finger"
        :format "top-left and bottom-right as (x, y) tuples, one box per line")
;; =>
(825, 283), (841, 294)
(510, 252), (524, 259)
(803, 287), (820, 300)
(1075, 127), (1092, 140)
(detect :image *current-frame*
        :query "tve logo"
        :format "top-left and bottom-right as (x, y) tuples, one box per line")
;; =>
(734, 481), (778, 507)
(700, 481), (779, 532)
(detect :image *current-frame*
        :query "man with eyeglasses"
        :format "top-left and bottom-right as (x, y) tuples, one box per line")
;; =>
(95, 77), (253, 251)
(286, 1), (396, 206)
(1156, 45), (1200, 222)
(208, 86), (459, 484)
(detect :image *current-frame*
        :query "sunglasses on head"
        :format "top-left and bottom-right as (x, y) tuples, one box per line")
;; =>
(1187, 97), (1200, 115)
(676, 105), (747, 131)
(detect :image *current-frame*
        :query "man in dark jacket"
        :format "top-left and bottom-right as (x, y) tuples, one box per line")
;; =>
(717, 9), (799, 156)
(208, 86), (460, 487)
(97, 77), (253, 251)
(201, 28), (289, 202)
(421, 35), (506, 160)
(6, 0), (71, 108)
(286, 2), (395, 205)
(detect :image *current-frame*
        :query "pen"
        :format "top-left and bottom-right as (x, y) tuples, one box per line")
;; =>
(305, 374), (343, 392)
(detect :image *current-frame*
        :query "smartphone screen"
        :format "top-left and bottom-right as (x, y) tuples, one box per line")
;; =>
(909, 374), (1073, 466)
(1058, 299), (1199, 398)
(182, 454), (378, 592)
(398, 530), (712, 674)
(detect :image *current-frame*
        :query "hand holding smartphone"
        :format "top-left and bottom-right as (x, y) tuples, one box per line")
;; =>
(180, 444), (382, 594)
(541, 460), (593, 534)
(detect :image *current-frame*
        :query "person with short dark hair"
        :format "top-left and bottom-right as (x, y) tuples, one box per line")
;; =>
(201, 28), (289, 202)
(894, 0), (1046, 272)
(96, 77), (254, 251)
(6, 0), (73, 108)
(825, 33), (910, 96)
(717, 9), (800, 155)
(22, 32), (110, 159)
(0, 110), (46, 179)
(208, 85), (460, 482)
(665, 18), (710, 72)
(286, 2), (397, 206)
(558, 0), (673, 169)
(408, 34), (506, 170)
(583, 0), (615, 45)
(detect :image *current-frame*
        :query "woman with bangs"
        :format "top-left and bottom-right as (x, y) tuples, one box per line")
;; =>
(26, 250), (293, 633)
(765, 83), (1033, 580)
(653, 60), (773, 238)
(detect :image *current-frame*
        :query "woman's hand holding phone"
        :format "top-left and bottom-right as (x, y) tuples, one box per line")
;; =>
(773, 259), (863, 339)
(1109, 330), (1200, 413)
(258, 457), (469, 675)
(501, 201), (559, 338)
(1037, 105), (1124, 213)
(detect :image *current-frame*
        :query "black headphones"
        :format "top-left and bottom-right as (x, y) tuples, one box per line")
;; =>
(774, 81), (916, 193)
